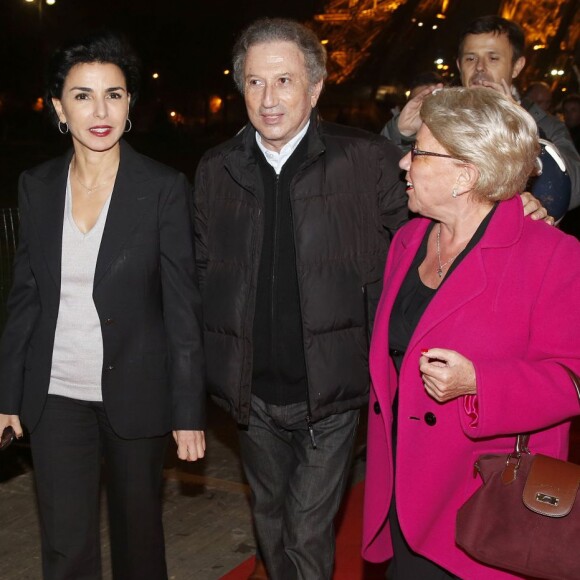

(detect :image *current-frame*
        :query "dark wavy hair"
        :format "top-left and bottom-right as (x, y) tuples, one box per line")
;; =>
(45, 31), (141, 126)
(458, 15), (525, 63)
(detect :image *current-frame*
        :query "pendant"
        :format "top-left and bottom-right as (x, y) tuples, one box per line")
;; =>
(437, 267), (443, 278)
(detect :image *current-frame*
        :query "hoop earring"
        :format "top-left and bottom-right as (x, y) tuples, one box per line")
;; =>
(124, 118), (132, 133)
(58, 121), (69, 135)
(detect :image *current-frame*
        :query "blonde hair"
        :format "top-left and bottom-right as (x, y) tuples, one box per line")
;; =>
(421, 87), (540, 201)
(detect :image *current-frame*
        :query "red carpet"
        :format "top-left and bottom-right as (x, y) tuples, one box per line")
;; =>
(220, 481), (388, 579)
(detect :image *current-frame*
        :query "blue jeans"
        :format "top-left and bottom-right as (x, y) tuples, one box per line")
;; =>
(239, 395), (359, 580)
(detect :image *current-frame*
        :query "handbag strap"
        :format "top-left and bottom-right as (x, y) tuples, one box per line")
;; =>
(559, 363), (580, 400)
(514, 363), (580, 455)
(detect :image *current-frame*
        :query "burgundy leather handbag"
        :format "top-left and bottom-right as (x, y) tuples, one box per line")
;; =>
(456, 365), (580, 580)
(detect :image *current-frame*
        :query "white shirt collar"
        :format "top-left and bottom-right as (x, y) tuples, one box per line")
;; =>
(255, 121), (310, 175)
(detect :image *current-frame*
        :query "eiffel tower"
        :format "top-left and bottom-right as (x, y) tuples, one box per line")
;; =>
(309, 0), (579, 89)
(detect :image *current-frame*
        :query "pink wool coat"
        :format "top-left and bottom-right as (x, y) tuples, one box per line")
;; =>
(362, 196), (580, 579)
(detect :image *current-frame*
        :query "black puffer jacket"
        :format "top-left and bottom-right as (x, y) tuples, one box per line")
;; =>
(193, 113), (408, 425)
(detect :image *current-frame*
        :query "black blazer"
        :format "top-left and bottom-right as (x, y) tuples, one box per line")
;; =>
(0, 141), (205, 438)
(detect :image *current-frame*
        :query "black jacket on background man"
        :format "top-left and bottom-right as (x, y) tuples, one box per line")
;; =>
(193, 112), (408, 425)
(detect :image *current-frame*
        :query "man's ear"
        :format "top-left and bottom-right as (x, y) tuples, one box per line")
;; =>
(455, 58), (465, 82)
(512, 56), (526, 80)
(310, 79), (324, 108)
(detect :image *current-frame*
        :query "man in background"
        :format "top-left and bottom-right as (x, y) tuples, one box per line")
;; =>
(389, 15), (580, 212)
(562, 93), (580, 153)
(524, 80), (553, 113)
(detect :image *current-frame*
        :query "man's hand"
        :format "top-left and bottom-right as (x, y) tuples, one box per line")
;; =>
(397, 83), (444, 138)
(520, 191), (554, 224)
(173, 430), (206, 462)
(0, 414), (23, 438)
(473, 78), (516, 102)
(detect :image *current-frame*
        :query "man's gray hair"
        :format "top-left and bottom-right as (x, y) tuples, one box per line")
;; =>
(232, 18), (327, 94)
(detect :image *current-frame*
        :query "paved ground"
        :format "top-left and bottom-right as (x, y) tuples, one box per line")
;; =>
(2, 401), (578, 580)
(0, 401), (367, 580)
(0, 402), (255, 580)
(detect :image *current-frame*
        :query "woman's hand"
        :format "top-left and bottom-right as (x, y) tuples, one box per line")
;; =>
(172, 430), (206, 462)
(0, 414), (23, 438)
(419, 348), (477, 403)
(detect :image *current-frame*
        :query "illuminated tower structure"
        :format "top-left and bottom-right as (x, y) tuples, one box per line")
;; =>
(310, 0), (579, 93)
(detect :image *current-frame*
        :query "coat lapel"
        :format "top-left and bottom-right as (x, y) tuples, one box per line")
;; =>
(369, 220), (429, 394)
(407, 198), (522, 353)
(408, 248), (487, 353)
(93, 140), (156, 289)
(370, 197), (522, 397)
(28, 150), (72, 289)
(223, 125), (260, 198)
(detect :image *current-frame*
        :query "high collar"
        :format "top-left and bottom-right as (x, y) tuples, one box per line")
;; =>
(222, 109), (326, 195)
(400, 196), (524, 253)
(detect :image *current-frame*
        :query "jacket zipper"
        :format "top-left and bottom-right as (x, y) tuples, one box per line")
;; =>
(271, 172), (318, 447)
(270, 175), (280, 368)
(306, 414), (317, 449)
(287, 155), (324, 451)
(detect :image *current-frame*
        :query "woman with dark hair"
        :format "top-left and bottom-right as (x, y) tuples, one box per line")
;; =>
(0, 32), (206, 580)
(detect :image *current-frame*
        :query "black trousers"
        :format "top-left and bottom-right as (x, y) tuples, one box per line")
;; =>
(30, 395), (169, 580)
(387, 495), (459, 580)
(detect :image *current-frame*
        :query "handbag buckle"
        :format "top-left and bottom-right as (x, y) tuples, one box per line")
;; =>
(502, 452), (524, 484)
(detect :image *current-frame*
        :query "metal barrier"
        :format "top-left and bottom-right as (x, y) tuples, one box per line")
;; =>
(0, 208), (19, 327)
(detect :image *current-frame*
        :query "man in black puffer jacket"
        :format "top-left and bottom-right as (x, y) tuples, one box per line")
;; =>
(193, 18), (408, 580)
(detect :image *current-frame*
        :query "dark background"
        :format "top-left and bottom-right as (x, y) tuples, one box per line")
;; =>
(0, 1), (329, 203)
(0, 0), (578, 233)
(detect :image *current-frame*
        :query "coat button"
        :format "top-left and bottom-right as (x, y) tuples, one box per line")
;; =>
(104, 318), (114, 326)
(424, 412), (437, 426)
(106, 365), (114, 371)
(373, 402), (381, 415)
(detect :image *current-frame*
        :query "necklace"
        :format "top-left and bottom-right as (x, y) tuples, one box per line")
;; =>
(436, 223), (461, 278)
(72, 163), (112, 195)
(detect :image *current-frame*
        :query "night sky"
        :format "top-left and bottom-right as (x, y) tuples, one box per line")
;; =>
(0, 0), (324, 99)
(0, 1), (326, 197)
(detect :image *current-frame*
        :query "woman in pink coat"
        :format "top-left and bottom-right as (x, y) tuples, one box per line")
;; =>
(362, 87), (580, 579)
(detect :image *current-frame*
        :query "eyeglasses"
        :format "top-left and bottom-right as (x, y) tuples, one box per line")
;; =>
(411, 145), (455, 161)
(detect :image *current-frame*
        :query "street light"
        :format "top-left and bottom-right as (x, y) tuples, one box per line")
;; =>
(24, 0), (56, 22)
